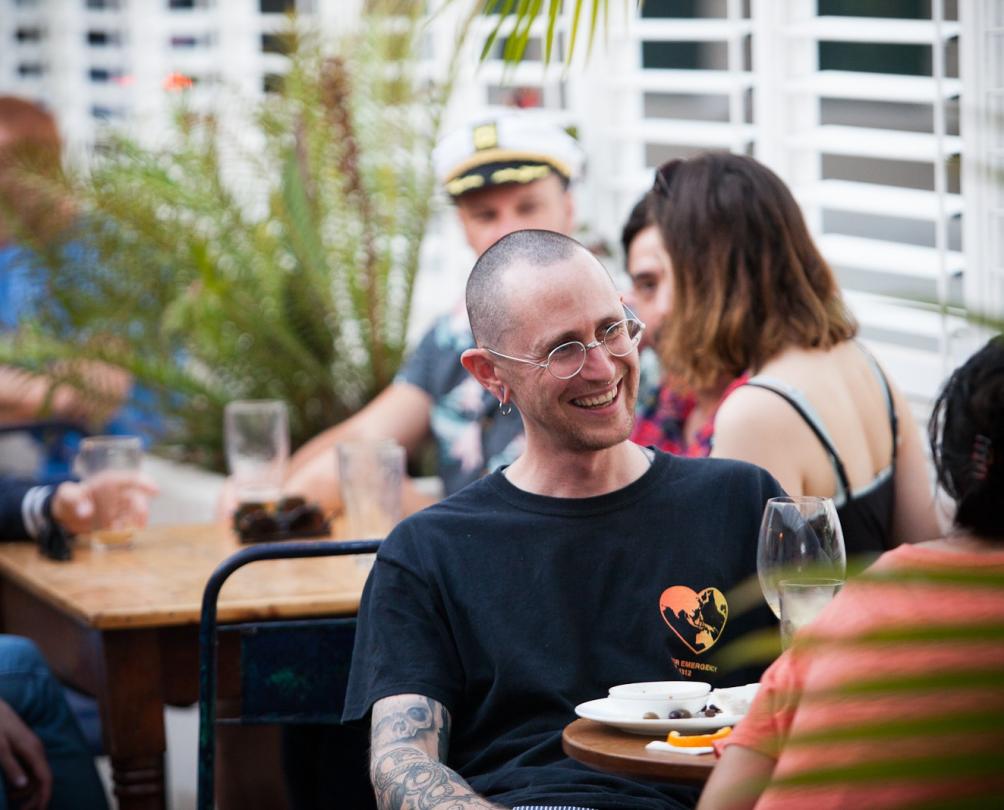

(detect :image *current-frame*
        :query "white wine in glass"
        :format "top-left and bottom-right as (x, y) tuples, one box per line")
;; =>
(757, 496), (846, 619)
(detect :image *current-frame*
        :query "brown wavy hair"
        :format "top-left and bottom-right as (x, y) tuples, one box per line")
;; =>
(651, 152), (856, 391)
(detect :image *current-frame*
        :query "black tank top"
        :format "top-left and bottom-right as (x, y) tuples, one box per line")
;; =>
(744, 348), (898, 558)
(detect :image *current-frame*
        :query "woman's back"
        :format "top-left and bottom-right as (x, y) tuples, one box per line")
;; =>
(650, 152), (941, 550)
(711, 340), (939, 551)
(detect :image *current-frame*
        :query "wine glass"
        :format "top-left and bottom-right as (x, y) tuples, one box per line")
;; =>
(756, 496), (846, 621)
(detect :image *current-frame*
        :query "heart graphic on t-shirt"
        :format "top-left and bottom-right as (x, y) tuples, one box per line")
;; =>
(659, 585), (729, 655)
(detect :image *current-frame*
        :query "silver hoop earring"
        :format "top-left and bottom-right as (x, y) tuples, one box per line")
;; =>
(498, 386), (512, 416)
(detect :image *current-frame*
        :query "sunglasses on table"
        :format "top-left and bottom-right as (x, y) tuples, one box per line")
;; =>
(233, 496), (330, 543)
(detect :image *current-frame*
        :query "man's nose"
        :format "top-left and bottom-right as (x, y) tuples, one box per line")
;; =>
(579, 340), (617, 380)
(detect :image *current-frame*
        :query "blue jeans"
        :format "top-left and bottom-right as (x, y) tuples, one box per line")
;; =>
(0, 636), (108, 810)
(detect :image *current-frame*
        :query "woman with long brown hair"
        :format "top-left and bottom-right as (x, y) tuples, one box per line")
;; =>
(650, 152), (939, 554)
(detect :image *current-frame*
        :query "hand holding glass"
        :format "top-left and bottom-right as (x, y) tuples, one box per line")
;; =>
(756, 496), (846, 620)
(224, 400), (289, 509)
(74, 435), (150, 549)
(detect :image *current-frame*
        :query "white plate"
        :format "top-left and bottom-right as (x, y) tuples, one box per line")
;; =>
(574, 697), (743, 737)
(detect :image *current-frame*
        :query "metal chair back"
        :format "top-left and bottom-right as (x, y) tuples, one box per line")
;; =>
(196, 539), (381, 809)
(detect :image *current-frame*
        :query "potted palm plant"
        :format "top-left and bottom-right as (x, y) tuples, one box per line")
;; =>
(0, 6), (472, 471)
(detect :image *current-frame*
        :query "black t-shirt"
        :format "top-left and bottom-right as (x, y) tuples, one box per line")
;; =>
(343, 451), (784, 809)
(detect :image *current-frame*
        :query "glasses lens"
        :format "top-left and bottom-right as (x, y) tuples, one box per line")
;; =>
(277, 495), (306, 513)
(238, 511), (279, 540)
(547, 342), (586, 379)
(287, 504), (326, 533)
(604, 319), (642, 356)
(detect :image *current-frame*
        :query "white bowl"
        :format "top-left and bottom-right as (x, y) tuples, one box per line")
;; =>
(606, 681), (712, 719)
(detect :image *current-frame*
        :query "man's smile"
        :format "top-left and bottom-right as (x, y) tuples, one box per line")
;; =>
(570, 381), (620, 409)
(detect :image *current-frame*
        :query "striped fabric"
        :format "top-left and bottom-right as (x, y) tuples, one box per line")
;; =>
(21, 484), (53, 539)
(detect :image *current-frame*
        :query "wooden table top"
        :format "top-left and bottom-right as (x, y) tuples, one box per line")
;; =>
(0, 524), (372, 630)
(563, 718), (717, 784)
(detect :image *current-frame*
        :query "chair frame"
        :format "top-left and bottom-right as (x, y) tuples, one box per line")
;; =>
(196, 538), (381, 809)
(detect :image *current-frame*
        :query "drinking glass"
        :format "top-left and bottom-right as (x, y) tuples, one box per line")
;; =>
(224, 400), (289, 510)
(756, 496), (846, 619)
(336, 439), (405, 539)
(779, 578), (843, 649)
(75, 435), (145, 549)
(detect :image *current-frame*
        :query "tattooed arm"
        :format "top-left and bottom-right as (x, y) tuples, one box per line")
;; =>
(370, 694), (504, 810)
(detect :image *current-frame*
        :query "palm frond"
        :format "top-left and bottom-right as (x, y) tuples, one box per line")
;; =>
(4, 10), (456, 470)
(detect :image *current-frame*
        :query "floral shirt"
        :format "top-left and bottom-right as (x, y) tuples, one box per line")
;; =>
(631, 374), (749, 457)
(396, 305), (525, 495)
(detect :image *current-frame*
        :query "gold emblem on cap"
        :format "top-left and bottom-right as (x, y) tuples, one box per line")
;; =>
(445, 174), (486, 196)
(490, 164), (551, 186)
(472, 123), (498, 151)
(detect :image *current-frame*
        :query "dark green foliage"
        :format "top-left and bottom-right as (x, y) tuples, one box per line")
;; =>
(1, 11), (453, 470)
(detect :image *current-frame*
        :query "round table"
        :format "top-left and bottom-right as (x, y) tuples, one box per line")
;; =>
(562, 719), (717, 784)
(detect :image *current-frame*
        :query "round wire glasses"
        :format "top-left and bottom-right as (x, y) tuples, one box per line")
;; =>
(484, 309), (646, 380)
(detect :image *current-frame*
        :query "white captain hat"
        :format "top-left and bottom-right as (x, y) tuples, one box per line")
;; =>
(433, 112), (585, 199)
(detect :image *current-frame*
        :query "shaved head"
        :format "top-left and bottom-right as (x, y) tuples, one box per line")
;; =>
(466, 229), (585, 347)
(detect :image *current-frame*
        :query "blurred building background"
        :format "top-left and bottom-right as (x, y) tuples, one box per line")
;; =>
(1, 0), (1002, 416)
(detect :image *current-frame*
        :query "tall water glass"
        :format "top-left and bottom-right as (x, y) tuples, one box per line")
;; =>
(336, 440), (405, 539)
(224, 400), (289, 509)
(756, 496), (846, 619)
(75, 435), (145, 549)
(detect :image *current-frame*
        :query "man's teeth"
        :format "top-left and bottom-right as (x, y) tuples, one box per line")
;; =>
(573, 387), (617, 408)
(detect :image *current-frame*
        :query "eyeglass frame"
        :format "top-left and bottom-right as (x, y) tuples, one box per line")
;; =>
(482, 305), (647, 381)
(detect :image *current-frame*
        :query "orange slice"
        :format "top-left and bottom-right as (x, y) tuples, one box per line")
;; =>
(665, 726), (732, 747)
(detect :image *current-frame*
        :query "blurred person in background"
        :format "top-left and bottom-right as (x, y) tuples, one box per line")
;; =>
(649, 153), (940, 556)
(0, 96), (133, 481)
(0, 635), (109, 810)
(0, 468), (157, 810)
(698, 334), (1004, 810)
(622, 191), (747, 457)
(1, 471), (157, 546)
(246, 113), (584, 517)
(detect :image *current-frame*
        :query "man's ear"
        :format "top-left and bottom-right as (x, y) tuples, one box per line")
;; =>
(461, 348), (504, 400)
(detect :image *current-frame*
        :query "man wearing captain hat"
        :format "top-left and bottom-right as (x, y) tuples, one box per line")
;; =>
(274, 112), (585, 512)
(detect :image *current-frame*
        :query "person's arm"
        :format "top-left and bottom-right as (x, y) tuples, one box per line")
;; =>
(0, 474), (158, 542)
(0, 697), (52, 810)
(696, 744), (775, 810)
(369, 694), (503, 810)
(887, 379), (942, 544)
(288, 382), (433, 475)
(0, 360), (130, 428)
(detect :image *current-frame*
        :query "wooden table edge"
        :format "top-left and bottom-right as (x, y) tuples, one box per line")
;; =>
(562, 718), (716, 784)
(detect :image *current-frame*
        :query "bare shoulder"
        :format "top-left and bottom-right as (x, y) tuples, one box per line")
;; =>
(712, 384), (806, 494)
(713, 385), (796, 445)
